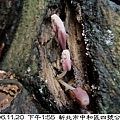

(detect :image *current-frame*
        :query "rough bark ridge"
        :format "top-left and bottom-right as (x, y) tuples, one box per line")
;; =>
(0, 0), (120, 113)
(79, 0), (120, 113)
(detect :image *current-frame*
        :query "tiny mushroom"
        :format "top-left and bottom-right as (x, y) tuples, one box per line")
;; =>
(51, 14), (66, 50)
(58, 79), (90, 107)
(57, 49), (71, 79)
(61, 49), (71, 71)
(56, 49), (89, 106)
(70, 87), (90, 106)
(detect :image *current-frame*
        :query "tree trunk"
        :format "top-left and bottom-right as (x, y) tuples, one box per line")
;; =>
(0, 0), (120, 113)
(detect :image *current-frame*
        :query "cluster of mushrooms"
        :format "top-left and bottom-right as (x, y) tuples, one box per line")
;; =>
(51, 14), (90, 107)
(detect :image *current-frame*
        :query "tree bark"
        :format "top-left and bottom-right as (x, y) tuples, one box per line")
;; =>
(0, 0), (120, 113)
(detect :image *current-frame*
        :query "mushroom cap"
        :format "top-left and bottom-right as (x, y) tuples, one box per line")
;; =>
(51, 14), (66, 50)
(71, 87), (90, 106)
(51, 14), (64, 25)
(61, 49), (71, 71)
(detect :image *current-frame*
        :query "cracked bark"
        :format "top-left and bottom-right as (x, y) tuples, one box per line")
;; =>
(0, 0), (120, 113)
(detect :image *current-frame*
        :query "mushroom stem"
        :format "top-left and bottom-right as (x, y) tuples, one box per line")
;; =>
(57, 79), (90, 106)
(56, 70), (74, 90)
(56, 71), (67, 79)
(58, 79), (75, 90)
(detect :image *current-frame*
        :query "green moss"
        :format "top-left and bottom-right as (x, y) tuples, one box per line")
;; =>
(1, 0), (50, 76)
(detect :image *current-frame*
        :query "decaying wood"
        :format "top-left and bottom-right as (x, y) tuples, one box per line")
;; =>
(0, 0), (120, 113)
(34, 1), (92, 113)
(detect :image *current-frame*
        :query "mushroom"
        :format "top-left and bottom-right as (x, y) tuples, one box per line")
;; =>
(51, 14), (66, 50)
(57, 49), (71, 79)
(56, 49), (89, 106)
(58, 79), (90, 107)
